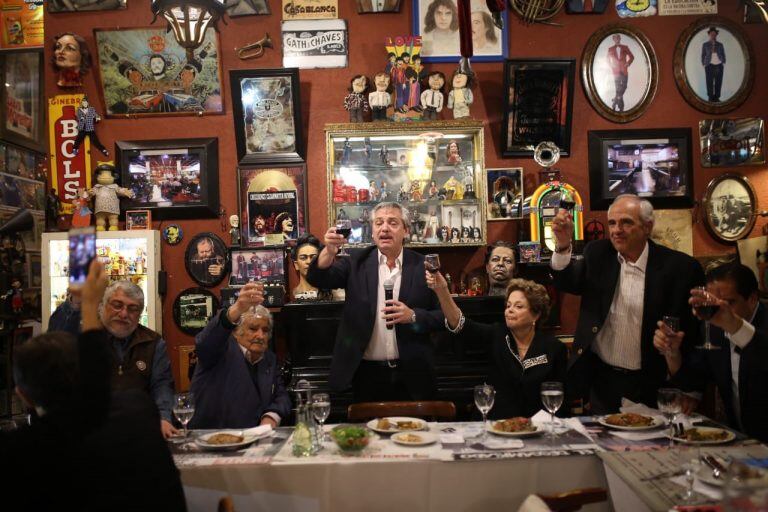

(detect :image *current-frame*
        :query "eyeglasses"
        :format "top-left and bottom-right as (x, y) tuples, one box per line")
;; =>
(107, 300), (143, 315)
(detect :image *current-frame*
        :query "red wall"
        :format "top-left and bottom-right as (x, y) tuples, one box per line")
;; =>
(44, 1), (768, 385)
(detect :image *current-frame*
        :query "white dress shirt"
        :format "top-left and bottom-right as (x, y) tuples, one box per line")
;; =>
(420, 89), (443, 111)
(363, 250), (403, 361)
(368, 91), (390, 108)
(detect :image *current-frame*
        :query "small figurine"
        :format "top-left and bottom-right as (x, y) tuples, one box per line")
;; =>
(461, 226), (471, 241)
(368, 180), (380, 201)
(447, 69), (474, 119)
(427, 180), (439, 199)
(359, 208), (371, 242)
(344, 74), (370, 123)
(410, 181), (423, 201)
(446, 141), (462, 164)
(379, 145), (390, 166)
(438, 226), (449, 242)
(229, 215), (241, 246)
(369, 72), (392, 122)
(71, 187), (92, 228)
(87, 163), (134, 231)
(73, 97), (110, 157)
(420, 71), (445, 121)
(52, 32), (91, 88)
(336, 208), (349, 221)
(379, 181), (389, 200)
(423, 207), (439, 240)
(364, 138), (373, 160)
(398, 183), (410, 203)
(4, 278), (23, 315)
(450, 227), (460, 242)
(46, 188), (61, 231)
(472, 226), (482, 241)
(341, 139), (353, 165)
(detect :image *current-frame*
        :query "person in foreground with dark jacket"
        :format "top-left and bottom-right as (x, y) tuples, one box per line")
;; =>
(2, 259), (186, 511)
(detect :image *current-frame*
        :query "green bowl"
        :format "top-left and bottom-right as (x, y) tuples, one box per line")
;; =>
(331, 425), (373, 452)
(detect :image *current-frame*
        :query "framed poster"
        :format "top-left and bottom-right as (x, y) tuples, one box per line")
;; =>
(486, 168), (523, 220)
(116, 138), (219, 219)
(237, 165), (307, 248)
(673, 16), (754, 114)
(281, 19), (347, 69)
(0, 49), (45, 151)
(173, 287), (219, 335)
(0, 0), (43, 49)
(225, 0), (270, 16)
(588, 128), (694, 210)
(703, 173), (757, 244)
(230, 68), (304, 165)
(413, 0), (508, 62)
(229, 247), (287, 287)
(581, 24), (658, 124)
(502, 59), (575, 157)
(48, 0), (126, 12)
(93, 27), (224, 118)
(699, 118), (764, 167)
(184, 232), (230, 287)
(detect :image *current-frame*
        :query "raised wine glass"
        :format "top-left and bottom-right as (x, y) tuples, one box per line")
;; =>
(424, 254), (440, 274)
(173, 392), (195, 446)
(661, 315), (680, 357)
(657, 388), (681, 446)
(692, 286), (721, 351)
(541, 381), (564, 438)
(335, 219), (352, 257)
(474, 383), (495, 441)
(311, 392), (331, 442)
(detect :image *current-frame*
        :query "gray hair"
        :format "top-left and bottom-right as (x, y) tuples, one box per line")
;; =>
(371, 201), (411, 230)
(608, 194), (655, 225)
(234, 305), (274, 336)
(98, 280), (145, 320)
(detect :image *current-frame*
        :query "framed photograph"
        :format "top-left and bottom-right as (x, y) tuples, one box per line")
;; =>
(184, 232), (230, 287)
(225, 0), (270, 16)
(518, 242), (541, 263)
(357, 0), (401, 13)
(230, 68), (304, 165)
(116, 138), (219, 219)
(588, 128), (694, 210)
(173, 287), (219, 335)
(413, 0), (508, 62)
(25, 251), (41, 288)
(125, 209), (151, 230)
(48, 0), (126, 12)
(282, 19), (348, 69)
(0, 49), (45, 151)
(673, 16), (754, 115)
(237, 165), (308, 247)
(502, 59), (575, 157)
(229, 247), (287, 287)
(581, 24), (658, 123)
(699, 118), (764, 167)
(486, 168), (523, 220)
(93, 27), (224, 118)
(702, 173), (757, 244)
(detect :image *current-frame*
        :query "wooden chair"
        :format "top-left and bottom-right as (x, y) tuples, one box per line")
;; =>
(347, 401), (456, 422)
(217, 496), (235, 512)
(536, 487), (608, 512)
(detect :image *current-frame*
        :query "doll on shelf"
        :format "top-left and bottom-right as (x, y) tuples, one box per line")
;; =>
(71, 187), (92, 228)
(420, 71), (445, 121)
(446, 141), (462, 164)
(427, 180), (439, 199)
(423, 207), (439, 241)
(447, 69), (474, 119)
(344, 75), (370, 123)
(368, 180), (380, 201)
(87, 163), (134, 231)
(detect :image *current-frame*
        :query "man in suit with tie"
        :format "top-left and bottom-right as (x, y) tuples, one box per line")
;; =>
(189, 281), (291, 429)
(701, 26), (726, 102)
(657, 263), (768, 442)
(607, 34), (634, 112)
(420, 71), (445, 121)
(308, 202), (444, 402)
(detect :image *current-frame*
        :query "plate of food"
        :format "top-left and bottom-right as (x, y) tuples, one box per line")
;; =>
(698, 461), (768, 487)
(598, 413), (664, 430)
(672, 427), (736, 445)
(195, 431), (261, 451)
(487, 417), (541, 437)
(367, 417), (427, 434)
(390, 431), (438, 446)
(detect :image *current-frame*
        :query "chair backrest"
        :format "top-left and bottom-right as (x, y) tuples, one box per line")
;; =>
(536, 487), (608, 512)
(218, 496), (235, 512)
(347, 401), (456, 422)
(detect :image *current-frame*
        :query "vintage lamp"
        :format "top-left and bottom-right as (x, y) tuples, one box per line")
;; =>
(151, 0), (226, 62)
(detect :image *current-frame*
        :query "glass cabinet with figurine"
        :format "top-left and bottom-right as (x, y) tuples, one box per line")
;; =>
(325, 120), (487, 247)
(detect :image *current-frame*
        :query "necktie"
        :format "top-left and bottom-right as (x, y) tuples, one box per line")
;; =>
(431, 91), (435, 106)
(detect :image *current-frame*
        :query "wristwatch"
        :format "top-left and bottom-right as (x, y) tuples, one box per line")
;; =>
(410, 312), (417, 324)
(554, 243), (572, 254)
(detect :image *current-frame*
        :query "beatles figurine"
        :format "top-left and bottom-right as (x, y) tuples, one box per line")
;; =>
(73, 97), (110, 157)
(369, 72), (392, 122)
(229, 215), (241, 247)
(420, 71), (445, 121)
(344, 74), (370, 123)
(52, 32), (92, 88)
(447, 69), (474, 119)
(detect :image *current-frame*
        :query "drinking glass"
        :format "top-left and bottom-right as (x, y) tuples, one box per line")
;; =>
(173, 392), (195, 442)
(692, 287), (721, 351)
(541, 381), (564, 438)
(474, 384), (495, 440)
(311, 392), (331, 442)
(335, 219), (352, 257)
(661, 315), (680, 357)
(657, 388), (681, 445)
(424, 254), (440, 274)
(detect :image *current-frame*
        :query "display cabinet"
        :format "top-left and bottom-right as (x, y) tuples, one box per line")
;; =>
(325, 121), (487, 247)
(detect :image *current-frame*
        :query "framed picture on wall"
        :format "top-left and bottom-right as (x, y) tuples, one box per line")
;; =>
(0, 49), (45, 151)
(230, 68), (304, 165)
(229, 247), (287, 287)
(699, 118), (765, 167)
(413, 0), (508, 62)
(237, 165), (308, 247)
(225, 0), (270, 16)
(116, 138), (219, 219)
(173, 287), (220, 335)
(48, 0), (126, 12)
(184, 232), (230, 287)
(673, 16), (754, 115)
(93, 27), (224, 118)
(588, 128), (694, 210)
(581, 24), (658, 124)
(702, 173), (757, 244)
(501, 59), (575, 157)
(486, 168), (523, 220)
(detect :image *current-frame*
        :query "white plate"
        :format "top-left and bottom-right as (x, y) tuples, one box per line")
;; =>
(487, 422), (542, 438)
(390, 431), (437, 446)
(672, 427), (736, 445)
(195, 431), (262, 451)
(598, 414), (665, 431)
(698, 465), (768, 488)
(367, 417), (427, 434)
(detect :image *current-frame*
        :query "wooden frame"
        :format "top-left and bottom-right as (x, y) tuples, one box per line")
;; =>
(502, 59), (575, 157)
(230, 68), (304, 165)
(699, 118), (765, 167)
(702, 173), (757, 245)
(588, 128), (694, 210)
(673, 16), (754, 115)
(486, 167), (523, 220)
(125, 209), (151, 230)
(116, 138), (219, 219)
(172, 287), (219, 336)
(581, 24), (658, 124)
(93, 27), (224, 118)
(0, 49), (45, 151)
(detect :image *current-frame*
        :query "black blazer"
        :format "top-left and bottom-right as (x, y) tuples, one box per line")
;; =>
(307, 247), (444, 396)
(552, 239), (704, 404)
(674, 302), (768, 443)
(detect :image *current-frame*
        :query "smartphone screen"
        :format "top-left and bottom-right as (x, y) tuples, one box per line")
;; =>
(68, 227), (96, 289)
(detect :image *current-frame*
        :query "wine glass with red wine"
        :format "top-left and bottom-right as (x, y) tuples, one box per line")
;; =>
(335, 219), (352, 257)
(425, 254), (440, 274)
(693, 286), (721, 351)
